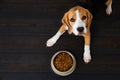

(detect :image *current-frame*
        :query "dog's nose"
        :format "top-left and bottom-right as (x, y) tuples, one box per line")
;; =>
(77, 27), (84, 32)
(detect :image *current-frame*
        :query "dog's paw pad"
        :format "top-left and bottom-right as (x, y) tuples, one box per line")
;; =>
(46, 39), (56, 47)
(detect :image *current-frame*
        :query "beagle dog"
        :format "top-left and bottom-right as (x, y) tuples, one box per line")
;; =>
(46, 0), (112, 63)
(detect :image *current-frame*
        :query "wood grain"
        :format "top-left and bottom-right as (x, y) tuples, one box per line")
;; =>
(0, 0), (120, 79)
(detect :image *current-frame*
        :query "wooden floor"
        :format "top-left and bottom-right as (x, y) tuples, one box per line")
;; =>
(0, 0), (120, 79)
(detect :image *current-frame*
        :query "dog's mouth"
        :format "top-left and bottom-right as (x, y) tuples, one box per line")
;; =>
(73, 31), (85, 36)
(72, 27), (87, 36)
(76, 27), (87, 36)
(78, 32), (85, 36)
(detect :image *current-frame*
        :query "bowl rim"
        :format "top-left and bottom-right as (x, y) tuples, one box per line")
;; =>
(51, 50), (76, 76)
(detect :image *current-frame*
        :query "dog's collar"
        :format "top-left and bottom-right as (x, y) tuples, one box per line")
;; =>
(73, 0), (92, 14)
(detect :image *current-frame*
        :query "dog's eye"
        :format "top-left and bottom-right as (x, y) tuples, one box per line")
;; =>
(82, 16), (87, 20)
(70, 18), (75, 22)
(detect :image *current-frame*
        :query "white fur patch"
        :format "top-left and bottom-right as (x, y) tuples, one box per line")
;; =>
(66, 26), (68, 30)
(46, 32), (63, 47)
(106, 1), (112, 15)
(83, 45), (91, 63)
(72, 10), (87, 36)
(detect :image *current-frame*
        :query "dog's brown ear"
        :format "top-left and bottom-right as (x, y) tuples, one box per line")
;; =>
(62, 12), (72, 34)
(86, 10), (93, 31)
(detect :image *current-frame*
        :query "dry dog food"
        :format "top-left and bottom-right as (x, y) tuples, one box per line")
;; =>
(53, 52), (73, 72)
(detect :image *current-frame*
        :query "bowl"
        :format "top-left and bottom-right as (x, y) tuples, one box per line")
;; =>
(51, 51), (76, 76)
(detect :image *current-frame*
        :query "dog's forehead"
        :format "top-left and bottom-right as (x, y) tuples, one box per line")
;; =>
(68, 7), (87, 18)
(77, 9), (88, 17)
(68, 10), (76, 17)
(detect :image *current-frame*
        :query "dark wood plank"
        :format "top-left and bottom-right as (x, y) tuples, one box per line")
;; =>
(0, 0), (120, 79)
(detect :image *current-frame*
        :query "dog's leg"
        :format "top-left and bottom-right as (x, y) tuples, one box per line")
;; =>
(46, 25), (67, 47)
(83, 33), (91, 63)
(106, 0), (112, 15)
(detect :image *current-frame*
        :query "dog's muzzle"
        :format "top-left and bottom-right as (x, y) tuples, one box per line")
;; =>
(77, 27), (84, 32)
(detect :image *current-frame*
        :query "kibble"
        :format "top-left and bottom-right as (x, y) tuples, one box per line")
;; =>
(53, 52), (73, 72)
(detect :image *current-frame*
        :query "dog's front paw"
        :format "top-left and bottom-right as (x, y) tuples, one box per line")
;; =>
(106, 5), (112, 15)
(46, 38), (56, 47)
(83, 51), (91, 64)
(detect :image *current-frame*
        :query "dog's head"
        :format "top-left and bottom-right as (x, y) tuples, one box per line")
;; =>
(62, 6), (93, 36)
